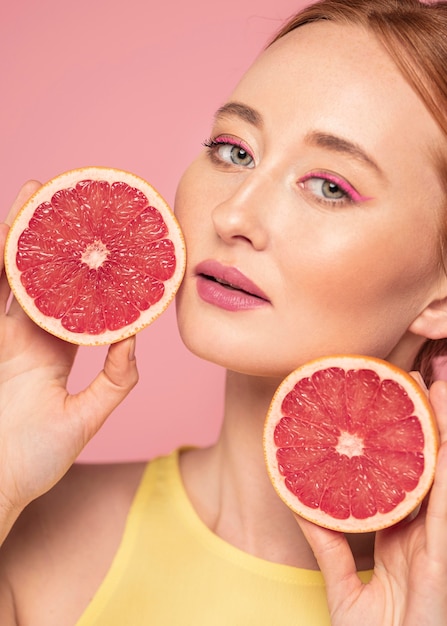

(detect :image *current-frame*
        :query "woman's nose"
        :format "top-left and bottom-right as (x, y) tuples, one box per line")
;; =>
(211, 173), (272, 250)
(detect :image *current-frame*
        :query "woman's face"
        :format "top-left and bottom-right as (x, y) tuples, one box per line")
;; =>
(174, 20), (447, 379)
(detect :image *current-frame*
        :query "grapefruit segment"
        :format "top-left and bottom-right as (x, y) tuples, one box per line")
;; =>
(5, 167), (186, 345)
(264, 355), (439, 532)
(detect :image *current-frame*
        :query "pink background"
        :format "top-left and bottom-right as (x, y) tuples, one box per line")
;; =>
(1, 0), (309, 462)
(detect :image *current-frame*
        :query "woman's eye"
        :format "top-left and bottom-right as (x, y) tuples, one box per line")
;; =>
(298, 172), (368, 205)
(304, 177), (347, 200)
(204, 137), (255, 168)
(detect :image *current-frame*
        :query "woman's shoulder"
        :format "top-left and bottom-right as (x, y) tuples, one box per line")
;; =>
(0, 460), (147, 626)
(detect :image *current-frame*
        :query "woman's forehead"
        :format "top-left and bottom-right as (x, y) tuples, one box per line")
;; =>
(234, 21), (402, 98)
(228, 21), (444, 157)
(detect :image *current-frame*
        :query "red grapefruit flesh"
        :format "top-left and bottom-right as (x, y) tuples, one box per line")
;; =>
(264, 355), (439, 532)
(4, 167), (186, 345)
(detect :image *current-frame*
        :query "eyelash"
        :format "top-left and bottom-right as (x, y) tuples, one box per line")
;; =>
(298, 171), (369, 206)
(203, 135), (255, 168)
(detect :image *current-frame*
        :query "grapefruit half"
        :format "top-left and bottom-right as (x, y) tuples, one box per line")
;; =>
(4, 167), (186, 345)
(264, 355), (439, 532)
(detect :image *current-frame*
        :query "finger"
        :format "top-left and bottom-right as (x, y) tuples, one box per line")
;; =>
(294, 514), (362, 598)
(68, 336), (139, 446)
(0, 224), (11, 311)
(422, 382), (447, 559)
(424, 442), (447, 560)
(429, 380), (447, 444)
(1, 181), (42, 316)
(4, 180), (41, 226)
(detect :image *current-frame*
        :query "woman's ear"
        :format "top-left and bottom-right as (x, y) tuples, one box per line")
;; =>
(409, 296), (447, 340)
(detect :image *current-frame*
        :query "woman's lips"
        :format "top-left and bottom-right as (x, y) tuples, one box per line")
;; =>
(195, 260), (270, 311)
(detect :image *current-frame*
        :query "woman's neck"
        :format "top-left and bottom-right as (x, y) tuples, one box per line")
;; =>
(180, 370), (320, 568)
(180, 369), (375, 571)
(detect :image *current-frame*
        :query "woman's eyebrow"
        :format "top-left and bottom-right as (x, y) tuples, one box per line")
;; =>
(214, 102), (263, 128)
(213, 106), (385, 178)
(305, 131), (385, 178)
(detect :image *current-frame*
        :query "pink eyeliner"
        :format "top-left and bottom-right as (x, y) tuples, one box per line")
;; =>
(209, 135), (253, 155)
(300, 171), (372, 203)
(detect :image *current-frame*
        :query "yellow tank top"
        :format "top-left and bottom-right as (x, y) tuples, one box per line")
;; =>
(75, 450), (372, 625)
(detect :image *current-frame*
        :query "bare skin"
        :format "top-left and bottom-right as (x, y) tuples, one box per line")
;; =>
(0, 184), (140, 625)
(1, 21), (447, 626)
(0, 462), (144, 626)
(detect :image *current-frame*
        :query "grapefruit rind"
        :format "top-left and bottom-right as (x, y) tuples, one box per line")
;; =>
(4, 167), (186, 346)
(263, 355), (439, 533)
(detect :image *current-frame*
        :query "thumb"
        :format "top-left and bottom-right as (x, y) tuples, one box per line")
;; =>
(69, 335), (139, 445)
(294, 514), (363, 599)
(5, 180), (42, 225)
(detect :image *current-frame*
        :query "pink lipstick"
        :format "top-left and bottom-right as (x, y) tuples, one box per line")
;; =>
(195, 260), (270, 311)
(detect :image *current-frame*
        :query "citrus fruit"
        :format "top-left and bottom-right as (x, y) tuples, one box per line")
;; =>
(4, 167), (186, 345)
(263, 355), (439, 533)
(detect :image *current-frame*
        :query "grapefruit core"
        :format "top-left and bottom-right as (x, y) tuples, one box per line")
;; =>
(4, 167), (186, 346)
(263, 355), (439, 533)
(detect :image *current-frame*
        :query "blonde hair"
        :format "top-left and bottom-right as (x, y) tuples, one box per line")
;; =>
(272, 0), (447, 385)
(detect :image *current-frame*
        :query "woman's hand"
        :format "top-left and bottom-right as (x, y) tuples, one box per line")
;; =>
(0, 182), (139, 530)
(295, 378), (447, 625)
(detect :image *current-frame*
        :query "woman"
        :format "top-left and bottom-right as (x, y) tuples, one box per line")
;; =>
(0, 0), (446, 624)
